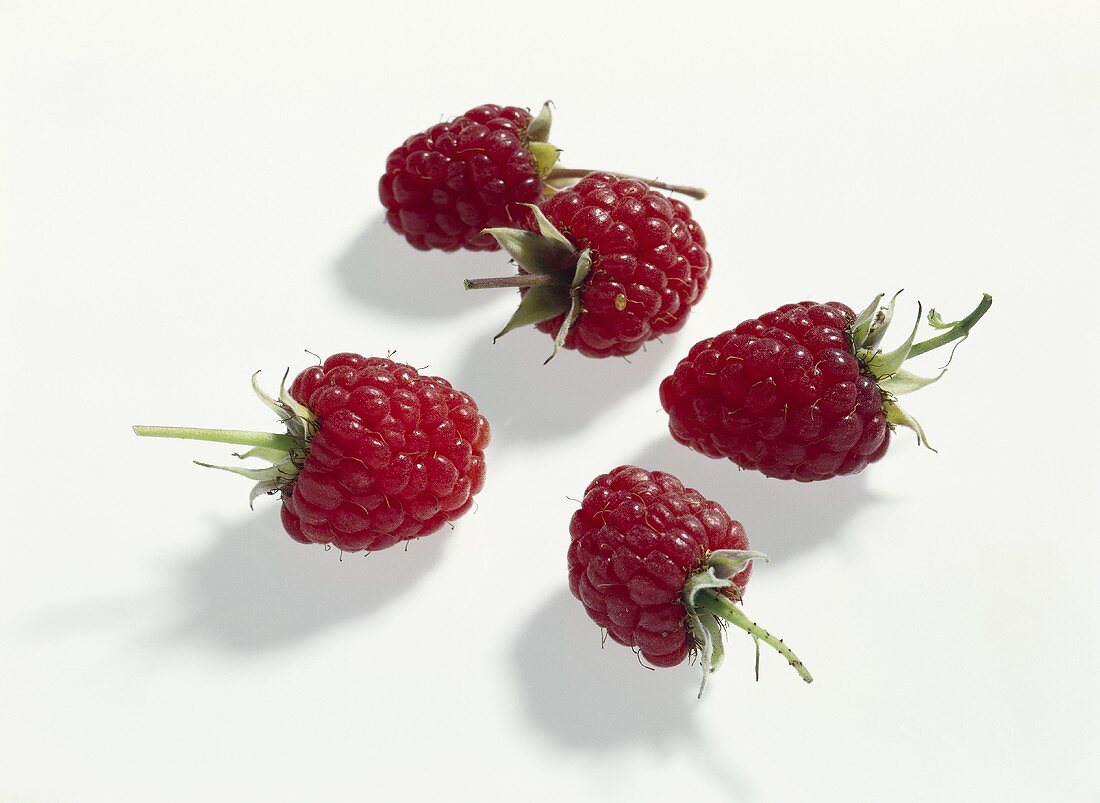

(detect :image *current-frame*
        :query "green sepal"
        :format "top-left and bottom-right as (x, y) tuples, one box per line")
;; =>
(877, 367), (945, 396)
(523, 203), (572, 248)
(525, 101), (553, 143)
(862, 289), (903, 353)
(545, 249), (593, 363)
(864, 302), (922, 379)
(527, 142), (561, 179)
(233, 446), (291, 463)
(493, 286), (570, 342)
(193, 460), (291, 483)
(482, 227), (576, 277)
(683, 549), (768, 696)
(885, 399), (935, 451)
(248, 479), (282, 509)
(707, 548), (770, 579)
(851, 293), (885, 349)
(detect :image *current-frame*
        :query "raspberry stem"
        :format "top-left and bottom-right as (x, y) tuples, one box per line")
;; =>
(463, 274), (555, 291)
(132, 425), (297, 453)
(906, 293), (993, 359)
(696, 591), (814, 684)
(545, 167), (707, 200)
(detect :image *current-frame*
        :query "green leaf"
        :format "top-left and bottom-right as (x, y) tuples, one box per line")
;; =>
(878, 367), (945, 396)
(885, 399), (935, 451)
(493, 285), (570, 342)
(481, 227), (576, 277)
(525, 101), (553, 143)
(527, 142), (561, 178)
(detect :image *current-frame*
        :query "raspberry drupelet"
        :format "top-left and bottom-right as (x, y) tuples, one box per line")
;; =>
(660, 293), (993, 481)
(568, 465), (811, 693)
(464, 172), (711, 360)
(134, 353), (490, 552)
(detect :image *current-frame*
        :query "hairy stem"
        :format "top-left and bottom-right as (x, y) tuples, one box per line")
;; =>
(463, 274), (555, 291)
(906, 294), (993, 359)
(696, 591), (813, 683)
(132, 426), (297, 452)
(545, 167), (707, 200)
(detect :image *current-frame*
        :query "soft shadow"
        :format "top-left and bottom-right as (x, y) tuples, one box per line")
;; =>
(630, 437), (878, 563)
(452, 328), (669, 446)
(514, 589), (700, 749)
(159, 508), (448, 651)
(334, 216), (497, 319)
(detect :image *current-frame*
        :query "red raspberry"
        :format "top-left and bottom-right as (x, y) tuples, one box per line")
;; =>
(568, 465), (811, 691)
(660, 294), (993, 481)
(135, 353), (490, 552)
(464, 172), (711, 360)
(379, 103), (544, 252)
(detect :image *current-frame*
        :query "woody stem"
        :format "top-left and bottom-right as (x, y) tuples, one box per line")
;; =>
(545, 167), (707, 200)
(463, 274), (556, 291)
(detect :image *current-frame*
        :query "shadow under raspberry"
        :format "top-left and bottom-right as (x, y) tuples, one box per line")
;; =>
(514, 589), (700, 748)
(161, 507), (448, 651)
(451, 326), (672, 446)
(629, 437), (879, 563)
(334, 216), (500, 320)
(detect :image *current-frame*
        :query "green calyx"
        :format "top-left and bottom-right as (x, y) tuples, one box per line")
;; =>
(525, 100), (707, 199)
(523, 101), (561, 180)
(464, 205), (592, 364)
(852, 292), (993, 450)
(683, 550), (813, 697)
(133, 370), (319, 506)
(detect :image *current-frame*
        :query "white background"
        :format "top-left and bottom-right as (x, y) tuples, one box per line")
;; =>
(2, 2), (1098, 801)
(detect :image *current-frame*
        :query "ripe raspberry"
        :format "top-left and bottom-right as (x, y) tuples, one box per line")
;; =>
(464, 173), (711, 360)
(134, 353), (490, 552)
(379, 103), (546, 252)
(660, 293), (993, 481)
(568, 465), (812, 692)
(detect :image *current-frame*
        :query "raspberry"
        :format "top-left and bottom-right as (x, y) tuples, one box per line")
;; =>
(380, 103), (707, 256)
(379, 103), (547, 252)
(660, 293), (993, 481)
(464, 172), (711, 360)
(568, 465), (812, 692)
(135, 353), (490, 552)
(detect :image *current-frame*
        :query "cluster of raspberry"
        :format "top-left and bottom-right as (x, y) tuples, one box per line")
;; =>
(135, 102), (990, 695)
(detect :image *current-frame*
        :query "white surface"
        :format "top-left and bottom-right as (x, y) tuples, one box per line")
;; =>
(2, 2), (1098, 801)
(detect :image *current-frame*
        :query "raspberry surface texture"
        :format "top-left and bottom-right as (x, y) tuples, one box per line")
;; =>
(379, 104), (542, 252)
(527, 173), (711, 358)
(660, 301), (890, 481)
(567, 466), (752, 668)
(281, 354), (490, 551)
